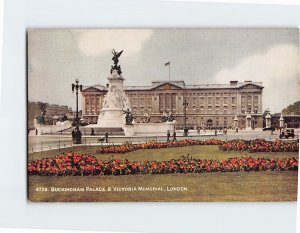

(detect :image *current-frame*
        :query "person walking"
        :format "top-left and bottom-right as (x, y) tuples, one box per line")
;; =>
(105, 130), (109, 143)
(71, 128), (76, 142)
(91, 128), (95, 136)
(167, 130), (170, 142)
(172, 131), (177, 141)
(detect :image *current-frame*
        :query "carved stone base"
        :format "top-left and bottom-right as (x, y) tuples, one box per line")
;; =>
(97, 109), (125, 128)
(123, 124), (134, 136)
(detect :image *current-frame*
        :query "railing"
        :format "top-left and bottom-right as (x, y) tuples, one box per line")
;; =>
(27, 133), (222, 154)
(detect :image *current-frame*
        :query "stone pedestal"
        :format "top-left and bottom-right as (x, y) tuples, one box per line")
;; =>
(124, 121), (176, 136)
(97, 69), (130, 128)
(246, 114), (252, 130)
(279, 113), (284, 128)
(123, 124), (135, 136)
(233, 114), (239, 129)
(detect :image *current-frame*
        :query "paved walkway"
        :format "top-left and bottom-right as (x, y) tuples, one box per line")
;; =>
(28, 129), (299, 154)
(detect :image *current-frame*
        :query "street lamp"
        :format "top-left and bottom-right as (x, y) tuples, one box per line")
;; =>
(72, 79), (83, 144)
(183, 98), (189, 136)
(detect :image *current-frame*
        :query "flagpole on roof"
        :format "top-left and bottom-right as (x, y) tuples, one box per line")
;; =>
(169, 60), (170, 81)
(165, 61), (170, 81)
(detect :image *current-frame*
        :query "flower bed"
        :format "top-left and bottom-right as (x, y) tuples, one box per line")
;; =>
(95, 139), (223, 154)
(28, 153), (298, 176)
(219, 139), (299, 153)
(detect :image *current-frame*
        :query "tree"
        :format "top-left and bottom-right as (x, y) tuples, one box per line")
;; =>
(282, 101), (300, 115)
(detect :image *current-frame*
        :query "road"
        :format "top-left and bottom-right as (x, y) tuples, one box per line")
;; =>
(28, 129), (299, 153)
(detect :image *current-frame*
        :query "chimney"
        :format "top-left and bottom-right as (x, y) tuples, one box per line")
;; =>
(230, 81), (238, 85)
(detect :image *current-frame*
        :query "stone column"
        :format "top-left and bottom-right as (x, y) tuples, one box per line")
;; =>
(251, 94), (254, 114)
(265, 113), (272, 128)
(258, 94), (262, 114)
(237, 92), (241, 114)
(82, 94), (86, 114)
(279, 113), (284, 128)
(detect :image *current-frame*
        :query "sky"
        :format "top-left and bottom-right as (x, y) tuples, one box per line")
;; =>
(28, 28), (299, 113)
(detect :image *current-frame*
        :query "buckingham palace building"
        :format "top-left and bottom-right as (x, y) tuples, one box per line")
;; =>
(81, 80), (264, 129)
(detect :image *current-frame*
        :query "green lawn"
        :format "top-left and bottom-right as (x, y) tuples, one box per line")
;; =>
(28, 145), (299, 202)
(28, 145), (299, 162)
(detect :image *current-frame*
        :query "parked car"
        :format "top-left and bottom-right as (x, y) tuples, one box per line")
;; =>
(280, 128), (295, 139)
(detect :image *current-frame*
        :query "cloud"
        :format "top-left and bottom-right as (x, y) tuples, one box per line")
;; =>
(77, 29), (153, 57)
(215, 44), (299, 112)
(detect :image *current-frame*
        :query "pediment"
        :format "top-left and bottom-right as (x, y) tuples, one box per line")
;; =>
(83, 87), (102, 92)
(151, 82), (183, 91)
(239, 83), (263, 90)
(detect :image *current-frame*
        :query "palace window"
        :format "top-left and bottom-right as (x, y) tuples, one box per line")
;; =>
(193, 97), (197, 105)
(241, 106), (245, 114)
(241, 96), (246, 104)
(208, 97), (212, 104)
(254, 96), (258, 105)
(147, 98), (151, 106)
(248, 105), (252, 113)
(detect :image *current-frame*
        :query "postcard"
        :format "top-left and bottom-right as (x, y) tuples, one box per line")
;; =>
(27, 29), (299, 202)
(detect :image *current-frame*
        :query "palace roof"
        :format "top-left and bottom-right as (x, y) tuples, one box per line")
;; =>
(82, 80), (263, 92)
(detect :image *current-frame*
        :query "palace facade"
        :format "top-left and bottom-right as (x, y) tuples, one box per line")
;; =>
(81, 80), (264, 129)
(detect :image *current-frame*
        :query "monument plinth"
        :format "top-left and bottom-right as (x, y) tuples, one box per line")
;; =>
(97, 69), (130, 128)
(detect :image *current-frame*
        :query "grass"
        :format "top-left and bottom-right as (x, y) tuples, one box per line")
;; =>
(27, 145), (299, 202)
(28, 145), (299, 162)
(28, 171), (298, 202)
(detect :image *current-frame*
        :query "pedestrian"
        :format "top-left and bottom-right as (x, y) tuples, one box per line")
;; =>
(184, 126), (189, 136)
(105, 130), (109, 143)
(172, 131), (177, 141)
(91, 128), (95, 136)
(214, 128), (217, 136)
(167, 130), (170, 142)
(197, 127), (200, 135)
(35, 128), (38, 135)
(224, 129), (227, 135)
(71, 128), (75, 142)
(235, 127), (238, 133)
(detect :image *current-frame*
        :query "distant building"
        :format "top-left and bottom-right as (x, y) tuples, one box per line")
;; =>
(46, 104), (72, 117)
(81, 80), (264, 129)
(28, 101), (73, 126)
